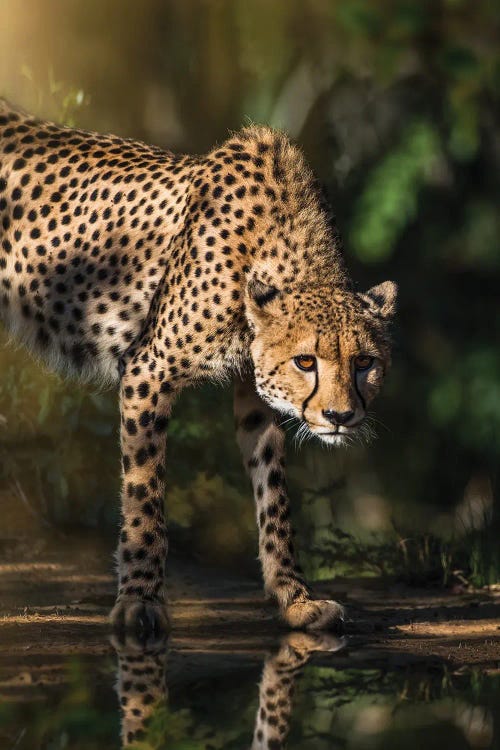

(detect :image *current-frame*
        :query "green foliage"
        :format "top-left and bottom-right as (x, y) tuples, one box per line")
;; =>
(0, 656), (119, 748)
(442, 198), (500, 270)
(168, 471), (255, 565)
(322, 527), (498, 588)
(350, 121), (442, 262)
(20, 64), (90, 126)
(0, 338), (119, 527)
(429, 349), (500, 453)
(0, 0), (498, 583)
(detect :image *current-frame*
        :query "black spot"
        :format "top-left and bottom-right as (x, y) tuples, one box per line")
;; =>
(125, 418), (137, 435)
(135, 484), (147, 500)
(241, 410), (265, 431)
(142, 501), (154, 517)
(267, 503), (279, 518)
(135, 448), (148, 466)
(268, 470), (283, 489)
(262, 444), (274, 464)
(137, 382), (150, 399)
(154, 415), (169, 432)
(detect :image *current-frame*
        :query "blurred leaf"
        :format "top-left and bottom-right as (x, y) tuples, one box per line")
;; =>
(20, 63), (33, 82)
(336, 1), (382, 35)
(350, 120), (442, 261)
(38, 386), (53, 425)
(441, 45), (480, 78)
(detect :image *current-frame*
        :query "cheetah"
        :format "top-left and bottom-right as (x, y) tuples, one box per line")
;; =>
(0, 99), (397, 635)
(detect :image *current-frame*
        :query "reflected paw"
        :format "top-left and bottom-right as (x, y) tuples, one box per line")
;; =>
(110, 597), (170, 642)
(110, 629), (168, 654)
(284, 599), (345, 633)
(284, 630), (347, 654)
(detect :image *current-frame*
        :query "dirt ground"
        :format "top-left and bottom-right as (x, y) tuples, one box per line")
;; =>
(0, 534), (498, 691)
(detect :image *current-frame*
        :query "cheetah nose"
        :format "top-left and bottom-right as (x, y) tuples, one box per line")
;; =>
(322, 409), (354, 426)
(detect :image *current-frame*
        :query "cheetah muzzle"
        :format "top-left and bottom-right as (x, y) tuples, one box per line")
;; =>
(0, 99), (397, 637)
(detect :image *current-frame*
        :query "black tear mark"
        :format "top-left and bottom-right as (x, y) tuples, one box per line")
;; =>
(354, 371), (366, 411)
(301, 370), (318, 420)
(301, 334), (320, 420)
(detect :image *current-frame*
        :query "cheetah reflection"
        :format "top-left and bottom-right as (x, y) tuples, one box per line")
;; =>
(251, 632), (344, 749)
(113, 631), (345, 748)
(113, 634), (168, 747)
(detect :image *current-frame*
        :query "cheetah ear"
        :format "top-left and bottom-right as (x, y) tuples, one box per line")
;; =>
(361, 280), (398, 319)
(246, 278), (281, 310)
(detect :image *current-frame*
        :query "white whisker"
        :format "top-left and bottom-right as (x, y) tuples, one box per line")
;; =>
(365, 410), (391, 434)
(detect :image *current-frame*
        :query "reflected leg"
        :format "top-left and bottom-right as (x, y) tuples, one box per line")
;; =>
(252, 632), (345, 749)
(112, 633), (168, 748)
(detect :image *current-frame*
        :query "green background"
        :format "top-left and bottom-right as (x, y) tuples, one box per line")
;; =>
(0, 0), (498, 582)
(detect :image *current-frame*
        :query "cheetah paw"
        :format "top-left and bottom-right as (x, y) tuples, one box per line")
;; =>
(110, 597), (170, 642)
(284, 599), (345, 633)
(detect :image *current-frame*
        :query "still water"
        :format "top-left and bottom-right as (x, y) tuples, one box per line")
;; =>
(1, 631), (498, 750)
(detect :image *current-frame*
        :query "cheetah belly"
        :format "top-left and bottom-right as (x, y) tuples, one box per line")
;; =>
(0, 232), (166, 383)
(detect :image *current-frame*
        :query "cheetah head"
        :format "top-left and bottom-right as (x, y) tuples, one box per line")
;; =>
(245, 278), (397, 447)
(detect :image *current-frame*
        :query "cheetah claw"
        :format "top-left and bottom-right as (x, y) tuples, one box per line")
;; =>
(284, 599), (345, 633)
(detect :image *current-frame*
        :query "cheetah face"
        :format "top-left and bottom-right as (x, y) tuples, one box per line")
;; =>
(245, 279), (397, 447)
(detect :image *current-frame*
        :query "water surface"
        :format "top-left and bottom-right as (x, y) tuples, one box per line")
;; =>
(1, 631), (498, 749)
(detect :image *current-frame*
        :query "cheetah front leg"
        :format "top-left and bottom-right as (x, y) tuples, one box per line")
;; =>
(234, 376), (344, 632)
(110, 360), (175, 636)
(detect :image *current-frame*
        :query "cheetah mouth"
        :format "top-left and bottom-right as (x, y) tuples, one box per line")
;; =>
(314, 431), (351, 447)
(307, 422), (361, 436)
(305, 421), (364, 447)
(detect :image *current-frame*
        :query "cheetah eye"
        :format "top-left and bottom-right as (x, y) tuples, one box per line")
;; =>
(354, 354), (374, 371)
(294, 355), (316, 372)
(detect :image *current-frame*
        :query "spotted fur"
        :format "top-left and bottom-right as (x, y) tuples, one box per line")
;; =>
(113, 631), (343, 748)
(251, 632), (344, 749)
(113, 635), (168, 747)
(0, 99), (396, 633)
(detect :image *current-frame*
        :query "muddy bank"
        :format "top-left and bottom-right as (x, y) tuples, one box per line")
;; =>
(0, 537), (498, 675)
